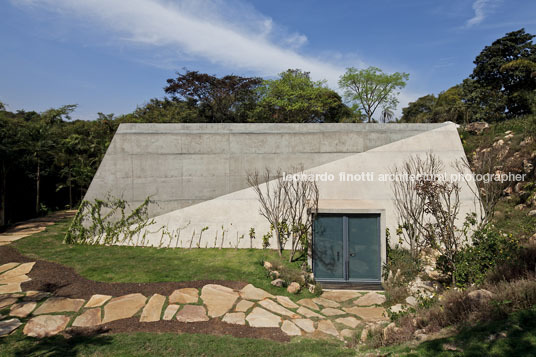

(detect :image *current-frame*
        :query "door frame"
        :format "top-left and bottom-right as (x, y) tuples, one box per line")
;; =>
(310, 208), (386, 284)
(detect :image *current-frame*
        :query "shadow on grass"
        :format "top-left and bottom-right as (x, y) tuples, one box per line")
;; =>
(11, 333), (113, 357)
(416, 308), (536, 356)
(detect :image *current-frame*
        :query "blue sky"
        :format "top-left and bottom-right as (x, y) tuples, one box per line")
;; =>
(1, 0), (535, 120)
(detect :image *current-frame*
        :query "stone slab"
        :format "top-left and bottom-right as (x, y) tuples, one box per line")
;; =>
(0, 263), (19, 274)
(102, 293), (147, 323)
(163, 304), (180, 320)
(317, 320), (339, 337)
(85, 294), (112, 308)
(245, 307), (281, 328)
(72, 308), (102, 327)
(293, 318), (315, 333)
(239, 284), (274, 301)
(296, 306), (323, 319)
(0, 284), (21, 294)
(0, 274), (31, 284)
(24, 315), (70, 338)
(235, 299), (254, 312)
(201, 284), (239, 317)
(354, 292), (386, 306)
(222, 312), (245, 325)
(0, 318), (22, 336)
(34, 297), (85, 315)
(275, 296), (299, 309)
(169, 288), (198, 304)
(281, 320), (301, 336)
(343, 306), (388, 321)
(297, 299), (319, 311)
(0, 262), (35, 279)
(335, 316), (360, 328)
(10, 302), (37, 318)
(312, 297), (340, 308)
(0, 297), (18, 309)
(140, 294), (165, 322)
(176, 305), (209, 322)
(321, 308), (346, 316)
(321, 291), (361, 302)
(258, 299), (300, 318)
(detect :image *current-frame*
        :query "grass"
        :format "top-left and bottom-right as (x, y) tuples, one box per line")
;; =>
(11, 218), (314, 300)
(0, 330), (354, 357)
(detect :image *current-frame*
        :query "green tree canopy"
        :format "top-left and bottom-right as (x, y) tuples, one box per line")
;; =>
(255, 69), (352, 123)
(338, 66), (409, 122)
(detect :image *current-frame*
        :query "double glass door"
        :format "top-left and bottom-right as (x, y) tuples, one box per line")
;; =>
(313, 214), (381, 282)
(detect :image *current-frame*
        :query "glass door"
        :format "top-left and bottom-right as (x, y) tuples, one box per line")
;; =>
(313, 213), (381, 283)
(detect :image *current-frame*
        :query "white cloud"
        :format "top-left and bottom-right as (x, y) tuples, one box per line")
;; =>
(466, 0), (499, 27)
(12, 0), (420, 117)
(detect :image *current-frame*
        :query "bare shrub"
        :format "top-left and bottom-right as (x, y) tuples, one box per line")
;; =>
(247, 167), (319, 262)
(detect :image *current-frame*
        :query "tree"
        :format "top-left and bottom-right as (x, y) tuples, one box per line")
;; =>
(339, 66), (409, 122)
(462, 29), (536, 121)
(255, 69), (351, 123)
(401, 86), (468, 123)
(164, 70), (262, 123)
(401, 95), (437, 123)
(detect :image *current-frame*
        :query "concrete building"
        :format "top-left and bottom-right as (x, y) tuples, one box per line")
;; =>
(84, 122), (477, 286)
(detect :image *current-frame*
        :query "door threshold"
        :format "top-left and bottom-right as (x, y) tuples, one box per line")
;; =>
(318, 281), (383, 290)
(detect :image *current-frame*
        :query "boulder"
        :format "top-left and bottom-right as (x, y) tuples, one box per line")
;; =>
(528, 210), (536, 217)
(465, 121), (489, 135)
(467, 289), (495, 304)
(271, 279), (285, 287)
(263, 261), (273, 270)
(287, 282), (301, 294)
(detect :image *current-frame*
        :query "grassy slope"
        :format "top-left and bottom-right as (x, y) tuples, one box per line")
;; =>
(11, 219), (314, 300)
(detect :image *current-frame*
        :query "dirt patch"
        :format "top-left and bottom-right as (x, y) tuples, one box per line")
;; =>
(0, 246), (288, 342)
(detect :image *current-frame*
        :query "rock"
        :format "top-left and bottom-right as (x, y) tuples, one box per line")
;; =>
(335, 316), (360, 328)
(72, 308), (102, 327)
(201, 284), (239, 318)
(504, 186), (514, 195)
(504, 133), (514, 140)
(23, 315), (70, 338)
(222, 312), (245, 325)
(521, 137), (534, 146)
(270, 271), (280, 279)
(287, 282), (301, 294)
(515, 204), (526, 211)
(0, 263), (19, 274)
(316, 320), (339, 337)
(414, 328), (428, 341)
(524, 159), (534, 174)
(529, 210), (536, 217)
(235, 299), (255, 312)
(383, 322), (400, 340)
(312, 297), (340, 308)
(102, 293), (147, 323)
(271, 279), (285, 287)
(515, 182), (524, 193)
(163, 304), (180, 320)
(389, 304), (406, 314)
(34, 297), (85, 315)
(344, 306), (388, 321)
(281, 320), (301, 336)
(321, 308), (346, 316)
(0, 318), (22, 336)
(258, 299), (300, 318)
(245, 307), (281, 327)
(0, 274), (31, 284)
(494, 139), (505, 147)
(321, 290), (361, 302)
(465, 121), (489, 135)
(360, 327), (369, 342)
(275, 296), (299, 309)
(0, 262), (35, 279)
(169, 288), (199, 304)
(0, 284), (21, 294)
(9, 302), (36, 318)
(296, 306), (323, 318)
(85, 294), (112, 308)
(354, 292), (386, 306)
(341, 329), (355, 339)
(308, 284), (316, 294)
(239, 284), (274, 300)
(263, 261), (273, 270)
(467, 289), (495, 303)
(140, 294), (165, 322)
(297, 298), (320, 311)
(176, 305), (209, 322)
(293, 318), (315, 333)
(0, 297), (18, 309)
(23, 291), (50, 302)
(405, 296), (418, 307)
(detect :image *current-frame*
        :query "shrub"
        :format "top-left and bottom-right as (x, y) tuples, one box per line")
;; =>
(487, 242), (536, 283)
(383, 247), (421, 305)
(445, 225), (521, 287)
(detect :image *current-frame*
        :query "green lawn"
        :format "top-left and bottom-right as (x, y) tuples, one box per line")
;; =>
(11, 218), (314, 300)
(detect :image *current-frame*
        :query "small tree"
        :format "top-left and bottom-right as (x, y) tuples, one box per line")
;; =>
(247, 168), (319, 261)
(339, 66), (409, 122)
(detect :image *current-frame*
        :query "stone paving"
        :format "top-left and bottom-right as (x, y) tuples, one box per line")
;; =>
(0, 261), (389, 340)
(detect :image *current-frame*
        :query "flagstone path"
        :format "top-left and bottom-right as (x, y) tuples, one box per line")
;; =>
(0, 261), (389, 340)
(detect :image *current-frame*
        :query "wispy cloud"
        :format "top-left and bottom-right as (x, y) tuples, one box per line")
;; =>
(12, 0), (421, 115)
(466, 0), (500, 27)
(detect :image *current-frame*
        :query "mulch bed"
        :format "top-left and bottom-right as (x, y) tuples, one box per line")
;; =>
(0, 246), (289, 342)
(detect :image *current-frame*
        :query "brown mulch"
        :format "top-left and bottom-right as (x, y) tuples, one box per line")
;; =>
(0, 246), (289, 342)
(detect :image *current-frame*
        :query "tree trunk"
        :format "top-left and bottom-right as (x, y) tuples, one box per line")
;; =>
(35, 158), (40, 215)
(275, 229), (282, 257)
(68, 169), (72, 208)
(0, 161), (6, 228)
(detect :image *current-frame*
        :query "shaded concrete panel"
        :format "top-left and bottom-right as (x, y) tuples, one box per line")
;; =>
(109, 133), (183, 155)
(182, 155), (229, 178)
(131, 155), (183, 179)
(180, 134), (230, 154)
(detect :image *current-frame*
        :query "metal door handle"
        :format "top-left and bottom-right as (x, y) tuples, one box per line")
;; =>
(337, 252), (340, 261)
(349, 253), (356, 257)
